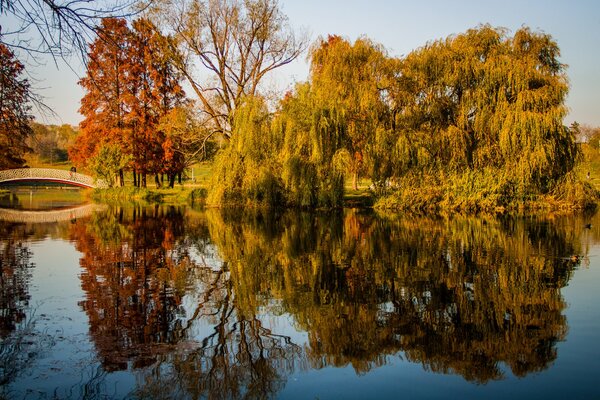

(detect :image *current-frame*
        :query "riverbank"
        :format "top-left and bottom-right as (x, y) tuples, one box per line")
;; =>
(374, 170), (599, 213)
(79, 144), (600, 212)
(89, 186), (208, 205)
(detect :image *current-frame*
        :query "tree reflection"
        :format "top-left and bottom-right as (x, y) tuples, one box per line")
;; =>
(74, 206), (302, 400)
(70, 206), (588, 398)
(72, 205), (192, 370)
(201, 209), (582, 383)
(0, 222), (34, 338)
(0, 221), (47, 389)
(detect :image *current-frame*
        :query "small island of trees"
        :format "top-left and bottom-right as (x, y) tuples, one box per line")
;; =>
(1, 0), (597, 213)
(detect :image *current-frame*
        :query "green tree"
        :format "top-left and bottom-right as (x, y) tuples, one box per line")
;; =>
(208, 96), (284, 206)
(378, 25), (583, 210)
(274, 83), (347, 208)
(88, 143), (131, 187)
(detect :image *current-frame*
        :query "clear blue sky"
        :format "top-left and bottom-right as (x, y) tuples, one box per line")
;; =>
(30, 0), (600, 126)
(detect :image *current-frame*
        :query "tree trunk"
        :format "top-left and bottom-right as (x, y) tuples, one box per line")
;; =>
(133, 171), (137, 187)
(169, 174), (176, 188)
(353, 172), (359, 191)
(155, 174), (161, 189)
(142, 173), (147, 188)
(119, 169), (124, 187)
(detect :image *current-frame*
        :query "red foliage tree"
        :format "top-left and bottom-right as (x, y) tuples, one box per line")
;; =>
(125, 19), (184, 188)
(0, 42), (33, 169)
(70, 18), (130, 177)
(70, 18), (184, 187)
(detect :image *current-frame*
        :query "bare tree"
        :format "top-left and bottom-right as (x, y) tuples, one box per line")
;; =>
(150, 0), (307, 141)
(0, 0), (146, 61)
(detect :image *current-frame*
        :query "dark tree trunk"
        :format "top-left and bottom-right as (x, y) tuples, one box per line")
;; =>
(177, 172), (182, 184)
(142, 173), (147, 188)
(133, 171), (137, 187)
(169, 174), (176, 188)
(155, 174), (161, 189)
(119, 169), (124, 187)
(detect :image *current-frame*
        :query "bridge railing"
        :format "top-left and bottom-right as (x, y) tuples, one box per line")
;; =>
(0, 168), (108, 188)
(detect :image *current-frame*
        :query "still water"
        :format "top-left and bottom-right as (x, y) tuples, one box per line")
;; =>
(1, 192), (600, 399)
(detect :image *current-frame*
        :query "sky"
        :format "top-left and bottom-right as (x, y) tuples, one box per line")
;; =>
(23, 0), (600, 127)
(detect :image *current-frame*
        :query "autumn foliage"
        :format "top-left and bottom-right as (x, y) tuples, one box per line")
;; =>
(70, 18), (184, 187)
(0, 42), (33, 169)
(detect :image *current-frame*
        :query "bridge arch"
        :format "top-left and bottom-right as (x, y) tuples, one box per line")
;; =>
(0, 203), (107, 223)
(0, 168), (108, 189)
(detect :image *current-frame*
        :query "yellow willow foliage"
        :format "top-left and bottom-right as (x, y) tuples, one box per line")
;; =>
(275, 83), (346, 208)
(309, 35), (392, 182)
(391, 25), (579, 198)
(208, 96), (284, 206)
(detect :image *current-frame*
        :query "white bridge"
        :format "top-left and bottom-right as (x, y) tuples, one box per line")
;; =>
(0, 168), (107, 189)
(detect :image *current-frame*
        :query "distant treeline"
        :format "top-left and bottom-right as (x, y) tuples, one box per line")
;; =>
(28, 123), (78, 164)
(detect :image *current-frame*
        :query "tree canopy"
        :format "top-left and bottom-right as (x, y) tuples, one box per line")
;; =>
(70, 17), (185, 188)
(0, 41), (32, 169)
(149, 0), (307, 140)
(68, 20), (591, 210)
(207, 25), (590, 210)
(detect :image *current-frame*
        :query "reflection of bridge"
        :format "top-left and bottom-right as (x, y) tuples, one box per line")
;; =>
(0, 203), (107, 223)
(0, 168), (108, 188)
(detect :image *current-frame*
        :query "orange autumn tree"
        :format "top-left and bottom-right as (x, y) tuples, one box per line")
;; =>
(70, 18), (130, 183)
(0, 42), (34, 169)
(71, 18), (184, 187)
(125, 18), (185, 188)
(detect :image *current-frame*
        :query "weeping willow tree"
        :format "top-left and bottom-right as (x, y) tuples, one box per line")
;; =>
(270, 36), (393, 207)
(208, 96), (284, 206)
(274, 83), (346, 208)
(377, 25), (591, 211)
(308, 35), (393, 190)
(207, 26), (591, 211)
(208, 87), (350, 208)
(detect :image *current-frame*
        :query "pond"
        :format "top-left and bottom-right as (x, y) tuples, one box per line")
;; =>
(1, 192), (599, 399)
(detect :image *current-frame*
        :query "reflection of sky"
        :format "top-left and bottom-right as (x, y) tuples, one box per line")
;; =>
(14, 239), (99, 397)
(555, 244), (600, 385)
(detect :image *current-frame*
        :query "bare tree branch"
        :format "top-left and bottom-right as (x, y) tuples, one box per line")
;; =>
(149, 0), (308, 139)
(0, 0), (151, 63)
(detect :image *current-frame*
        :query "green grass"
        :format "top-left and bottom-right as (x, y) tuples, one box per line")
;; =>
(343, 177), (374, 207)
(581, 144), (600, 191)
(24, 154), (72, 170)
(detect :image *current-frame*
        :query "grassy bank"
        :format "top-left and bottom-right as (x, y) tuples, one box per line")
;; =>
(374, 168), (599, 214)
(24, 148), (600, 212)
(90, 186), (207, 205)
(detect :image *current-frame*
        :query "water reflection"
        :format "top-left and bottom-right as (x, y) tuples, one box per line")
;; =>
(0, 222), (34, 338)
(0, 206), (594, 397)
(200, 211), (578, 383)
(72, 206), (190, 370)
(0, 188), (86, 210)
